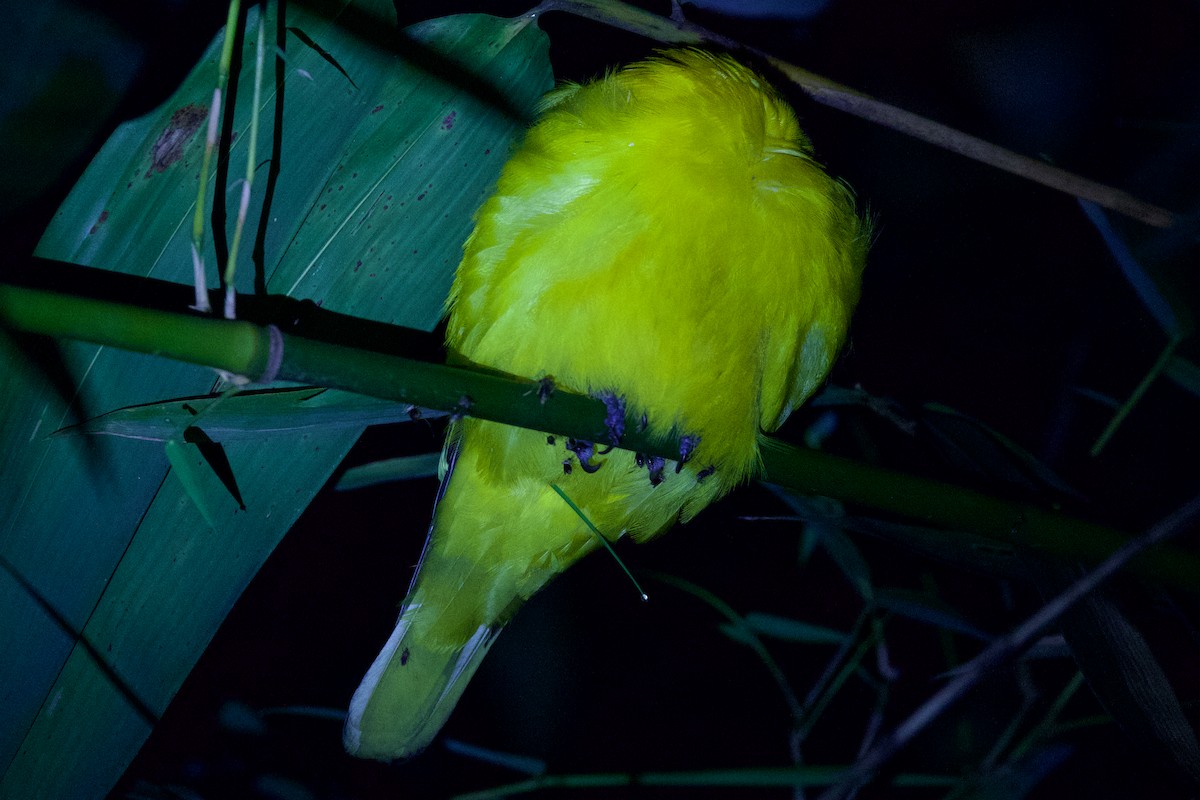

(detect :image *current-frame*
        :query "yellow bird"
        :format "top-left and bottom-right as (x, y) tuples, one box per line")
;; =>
(344, 48), (868, 760)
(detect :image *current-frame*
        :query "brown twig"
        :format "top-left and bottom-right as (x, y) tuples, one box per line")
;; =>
(531, 0), (1176, 228)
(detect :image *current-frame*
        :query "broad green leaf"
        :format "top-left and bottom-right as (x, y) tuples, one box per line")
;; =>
(0, 4), (552, 797)
(0, 3), (141, 216)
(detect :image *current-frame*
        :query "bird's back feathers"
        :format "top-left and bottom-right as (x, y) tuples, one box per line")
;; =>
(344, 48), (868, 761)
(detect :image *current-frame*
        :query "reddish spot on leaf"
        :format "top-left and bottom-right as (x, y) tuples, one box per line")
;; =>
(88, 210), (109, 235)
(372, 104), (384, 114)
(145, 103), (208, 178)
(441, 110), (457, 130)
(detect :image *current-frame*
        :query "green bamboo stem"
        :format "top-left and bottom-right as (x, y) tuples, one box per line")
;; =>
(450, 766), (958, 800)
(223, 10), (266, 320)
(190, 0), (243, 313)
(2, 281), (1198, 592)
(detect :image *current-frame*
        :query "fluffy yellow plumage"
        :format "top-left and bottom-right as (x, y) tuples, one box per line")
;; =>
(344, 49), (868, 760)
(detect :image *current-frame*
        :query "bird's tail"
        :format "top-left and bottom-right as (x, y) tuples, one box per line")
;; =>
(342, 579), (501, 760)
(343, 420), (601, 760)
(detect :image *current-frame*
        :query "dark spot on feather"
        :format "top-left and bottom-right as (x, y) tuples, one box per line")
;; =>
(400, 647), (410, 666)
(546, 435), (556, 446)
(638, 412), (649, 433)
(562, 459), (572, 475)
(697, 465), (716, 483)
(372, 104), (384, 114)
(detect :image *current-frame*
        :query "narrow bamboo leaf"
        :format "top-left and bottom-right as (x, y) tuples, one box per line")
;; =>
(55, 386), (434, 441)
(843, 516), (1030, 583)
(286, 25), (359, 88)
(336, 451), (440, 490)
(1057, 586), (1200, 786)
(1078, 200), (1184, 337)
(954, 743), (1074, 800)
(741, 612), (849, 645)
(873, 588), (992, 641)
(183, 425), (247, 510)
(921, 403), (1085, 502)
(164, 438), (218, 529)
(443, 738), (548, 776)
(805, 517), (874, 601)
(1165, 354), (1200, 400)
(770, 491), (861, 581)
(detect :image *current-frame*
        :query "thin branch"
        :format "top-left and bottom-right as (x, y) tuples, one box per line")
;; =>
(816, 491), (1200, 800)
(531, 0), (1175, 229)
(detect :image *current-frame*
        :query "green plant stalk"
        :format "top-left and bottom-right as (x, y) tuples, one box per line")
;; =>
(759, 437), (1199, 590)
(3, 281), (1198, 592)
(650, 571), (802, 721)
(190, 0), (242, 312)
(797, 616), (882, 742)
(1007, 670), (1086, 762)
(1090, 336), (1179, 457)
(551, 484), (649, 601)
(223, 10), (266, 320)
(450, 766), (958, 800)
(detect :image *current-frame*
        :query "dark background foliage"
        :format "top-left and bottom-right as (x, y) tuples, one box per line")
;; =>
(4, 0), (1198, 797)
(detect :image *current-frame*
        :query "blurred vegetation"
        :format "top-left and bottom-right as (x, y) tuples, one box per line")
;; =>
(2, 1), (1199, 799)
